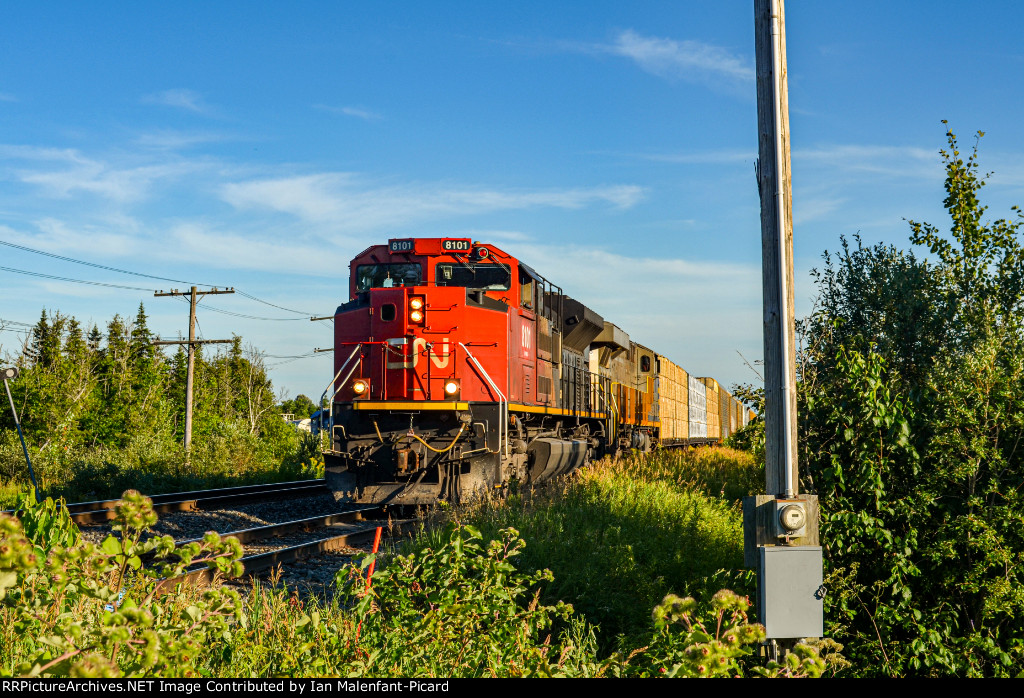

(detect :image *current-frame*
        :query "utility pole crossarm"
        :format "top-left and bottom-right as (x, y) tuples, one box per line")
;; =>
(154, 287), (236, 298)
(151, 339), (234, 346)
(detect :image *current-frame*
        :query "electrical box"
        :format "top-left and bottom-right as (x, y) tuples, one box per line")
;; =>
(773, 498), (807, 538)
(742, 494), (819, 567)
(758, 546), (824, 639)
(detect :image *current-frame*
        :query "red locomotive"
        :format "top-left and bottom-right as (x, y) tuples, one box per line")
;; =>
(323, 238), (752, 504)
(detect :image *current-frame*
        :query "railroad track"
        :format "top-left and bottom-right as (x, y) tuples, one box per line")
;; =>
(165, 505), (415, 589)
(62, 479), (329, 525)
(10, 480), (415, 592)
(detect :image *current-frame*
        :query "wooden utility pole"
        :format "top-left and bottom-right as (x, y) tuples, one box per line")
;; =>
(154, 286), (235, 451)
(755, 0), (798, 497)
(745, 0), (822, 649)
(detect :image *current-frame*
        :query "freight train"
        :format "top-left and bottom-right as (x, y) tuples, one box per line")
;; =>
(322, 238), (754, 504)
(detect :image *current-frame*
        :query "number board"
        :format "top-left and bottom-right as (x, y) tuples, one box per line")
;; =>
(389, 239), (414, 253)
(441, 238), (472, 252)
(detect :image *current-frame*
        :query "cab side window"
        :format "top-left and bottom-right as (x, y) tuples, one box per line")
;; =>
(519, 269), (535, 310)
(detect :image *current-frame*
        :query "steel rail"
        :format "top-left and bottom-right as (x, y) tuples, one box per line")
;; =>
(68, 480), (329, 524)
(162, 516), (414, 590)
(175, 506), (379, 546)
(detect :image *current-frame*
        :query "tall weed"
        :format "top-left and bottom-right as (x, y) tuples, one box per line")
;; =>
(419, 453), (750, 649)
(0, 492), (244, 677)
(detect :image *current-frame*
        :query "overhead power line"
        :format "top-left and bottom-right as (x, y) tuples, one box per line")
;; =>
(0, 237), (319, 317)
(0, 265), (156, 292)
(0, 318), (36, 329)
(266, 353), (327, 367)
(235, 290), (314, 316)
(191, 303), (308, 322)
(265, 350), (323, 359)
(173, 295), (306, 322)
(0, 238), (215, 287)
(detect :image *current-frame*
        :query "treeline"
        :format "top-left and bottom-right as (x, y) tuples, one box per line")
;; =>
(0, 304), (315, 502)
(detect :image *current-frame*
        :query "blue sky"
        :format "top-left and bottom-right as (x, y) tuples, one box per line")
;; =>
(2, 2), (1024, 400)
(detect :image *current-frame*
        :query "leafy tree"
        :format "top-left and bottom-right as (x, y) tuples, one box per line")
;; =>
(279, 394), (316, 419)
(1, 304), (310, 500)
(802, 126), (1024, 676)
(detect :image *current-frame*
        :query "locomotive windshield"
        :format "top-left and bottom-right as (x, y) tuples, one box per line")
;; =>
(355, 263), (423, 291)
(435, 262), (511, 290)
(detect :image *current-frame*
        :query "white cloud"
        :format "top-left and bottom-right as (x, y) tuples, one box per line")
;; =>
(631, 149), (755, 165)
(134, 130), (230, 150)
(314, 104), (383, 121)
(1, 144), (208, 202)
(167, 222), (352, 276)
(610, 29), (754, 85)
(794, 144), (939, 179)
(221, 174), (645, 229)
(18, 162), (191, 202)
(28, 218), (145, 258)
(553, 30), (753, 95)
(142, 89), (214, 115)
(793, 196), (846, 225)
(0, 93), (17, 102)
(0, 144), (90, 163)
(503, 242), (763, 382)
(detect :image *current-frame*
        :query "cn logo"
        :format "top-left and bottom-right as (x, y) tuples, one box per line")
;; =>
(387, 338), (450, 369)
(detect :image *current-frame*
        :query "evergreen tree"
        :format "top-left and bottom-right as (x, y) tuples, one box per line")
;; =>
(86, 324), (102, 354)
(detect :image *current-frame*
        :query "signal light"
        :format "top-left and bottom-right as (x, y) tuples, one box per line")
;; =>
(444, 380), (460, 397)
(409, 296), (425, 324)
(352, 379), (369, 397)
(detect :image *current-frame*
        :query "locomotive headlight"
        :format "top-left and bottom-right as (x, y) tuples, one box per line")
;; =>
(409, 297), (424, 311)
(352, 380), (369, 396)
(409, 309), (424, 323)
(444, 380), (460, 396)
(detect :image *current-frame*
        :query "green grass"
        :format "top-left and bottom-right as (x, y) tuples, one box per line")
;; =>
(0, 444), (822, 678)
(616, 445), (764, 503)
(0, 427), (324, 508)
(412, 446), (759, 649)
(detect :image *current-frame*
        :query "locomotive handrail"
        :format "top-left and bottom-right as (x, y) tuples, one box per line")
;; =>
(458, 342), (507, 459)
(321, 344), (363, 435)
(329, 358), (364, 405)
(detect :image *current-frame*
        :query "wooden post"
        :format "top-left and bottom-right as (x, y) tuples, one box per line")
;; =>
(186, 286), (198, 451)
(748, 6), (822, 644)
(755, 0), (798, 497)
(154, 286), (236, 452)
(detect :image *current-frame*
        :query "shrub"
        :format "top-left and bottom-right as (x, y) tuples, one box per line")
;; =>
(0, 491), (244, 677)
(337, 524), (592, 677)
(622, 590), (824, 677)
